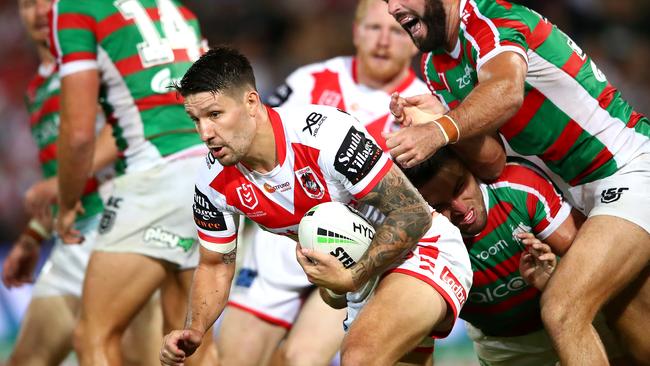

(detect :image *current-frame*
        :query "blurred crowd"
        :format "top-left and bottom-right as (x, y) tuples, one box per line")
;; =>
(0, 0), (648, 243)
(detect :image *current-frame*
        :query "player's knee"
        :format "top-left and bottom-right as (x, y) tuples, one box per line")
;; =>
(341, 337), (391, 366)
(283, 342), (330, 366)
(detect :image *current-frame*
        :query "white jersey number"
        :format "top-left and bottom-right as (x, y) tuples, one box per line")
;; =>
(115, 0), (200, 68)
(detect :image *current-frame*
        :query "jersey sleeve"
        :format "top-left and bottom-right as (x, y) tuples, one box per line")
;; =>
(501, 164), (571, 240)
(420, 53), (461, 111)
(460, 0), (529, 72)
(193, 167), (239, 253)
(49, 0), (99, 77)
(317, 108), (394, 199)
(267, 67), (314, 107)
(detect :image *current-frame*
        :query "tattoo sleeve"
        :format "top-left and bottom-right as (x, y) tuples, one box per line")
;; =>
(354, 166), (432, 288)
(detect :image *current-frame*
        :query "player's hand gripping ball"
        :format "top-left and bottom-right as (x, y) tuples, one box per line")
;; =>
(298, 202), (374, 269)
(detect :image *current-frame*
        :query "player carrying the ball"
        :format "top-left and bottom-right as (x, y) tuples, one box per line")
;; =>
(160, 46), (473, 366)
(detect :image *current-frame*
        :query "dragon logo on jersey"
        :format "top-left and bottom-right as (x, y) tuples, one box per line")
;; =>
(335, 126), (382, 184)
(295, 166), (325, 199)
(236, 183), (259, 210)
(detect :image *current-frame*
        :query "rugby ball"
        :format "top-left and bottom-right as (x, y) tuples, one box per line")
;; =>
(298, 202), (375, 269)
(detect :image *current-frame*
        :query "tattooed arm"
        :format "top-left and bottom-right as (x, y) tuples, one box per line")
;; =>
(352, 165), (432, 289)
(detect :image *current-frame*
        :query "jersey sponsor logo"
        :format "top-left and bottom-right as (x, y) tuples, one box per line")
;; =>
(151, 68), (181, 94)
(334, 126), (382, 185)
(267, 84), (293, 107)
(318, 90), (342, 107)
(441, 266), (467, 306)
(236, 183), (259, 210)
(510, 222), (532, 244)
(295, 166), (325, 199)
(475, 239), (509, 261)
(456, 64), (473, 89)
(143, 226), (194, 252)
(263, 181), (291, 193)
(193, 188), (227, 231)
(600, 187), (629, 203)
(469, 276), (527, 304)
(303, 112), (327, 136)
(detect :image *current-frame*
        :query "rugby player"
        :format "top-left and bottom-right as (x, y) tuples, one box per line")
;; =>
(383, 0), (650, 364)
(49, 0), (217, 364)
(403, 149), (631, 366)
(217, 1), (430, 365)
(2, 0), (163, 364)
(160, 46), (472, 366)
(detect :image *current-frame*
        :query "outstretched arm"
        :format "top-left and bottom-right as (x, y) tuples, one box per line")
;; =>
(386, 52), (526, 168)
(56, 70), (100, 243)
(160, 244), (236, 365)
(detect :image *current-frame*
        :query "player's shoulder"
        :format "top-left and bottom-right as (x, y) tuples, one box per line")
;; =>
(54, 0), (101, 17)
(274, 103), (358, 136)
(490, 161), (559, 200)
(401, 73), (431, 96)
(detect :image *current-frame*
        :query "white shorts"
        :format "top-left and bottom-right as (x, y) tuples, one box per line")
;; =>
(227, 223), (311, 329)
(466, 323), (558, 366)
(344, 214), (472, 339)
(32, 214), (101, 298)
(569, 153), (650, 233)
(465, 313), (624, 366)
(94, 156), (203, 269)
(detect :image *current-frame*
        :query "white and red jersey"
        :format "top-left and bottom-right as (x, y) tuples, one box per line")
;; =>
(193, 104), (394, 251)
(267, 56), (429, 151)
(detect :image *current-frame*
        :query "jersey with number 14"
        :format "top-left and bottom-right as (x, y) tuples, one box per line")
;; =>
(49, 0), (205, 174)
(460, 162), (570, 337)
(422, 0), (649, 186)
(193, 105), (393, 250)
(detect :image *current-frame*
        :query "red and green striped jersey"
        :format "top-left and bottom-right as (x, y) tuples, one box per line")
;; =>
(460, 162), (571, 337)
(25, 63), (104, 220)
(49, 0), (206, 174)
(421, 0), (650, 186)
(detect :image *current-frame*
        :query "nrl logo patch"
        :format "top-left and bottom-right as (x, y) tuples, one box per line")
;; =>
(236, 183), (259, 210)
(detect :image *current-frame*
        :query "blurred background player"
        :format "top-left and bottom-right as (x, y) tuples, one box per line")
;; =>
(2, 0), (162, 365)
(403, 149), (631, 366)
(217, 1), (429, 365)
(385, 0), (650, 364)
(49, 0), (217, 364)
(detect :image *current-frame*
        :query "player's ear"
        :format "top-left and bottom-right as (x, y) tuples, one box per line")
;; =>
(243, 89), (260, 117)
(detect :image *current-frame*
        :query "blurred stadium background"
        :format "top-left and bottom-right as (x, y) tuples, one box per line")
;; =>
(0, 0), (648, 364)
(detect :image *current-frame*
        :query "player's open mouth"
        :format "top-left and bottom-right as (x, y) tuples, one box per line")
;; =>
(398, 14), (423, 37)
(211, 146), (224, 157)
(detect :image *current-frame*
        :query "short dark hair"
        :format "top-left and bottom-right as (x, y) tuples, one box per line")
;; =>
(401, 147), (462, 188)
(175, 46), (257, 97)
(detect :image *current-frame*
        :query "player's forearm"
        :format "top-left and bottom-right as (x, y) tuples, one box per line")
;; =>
(58, 71), (100, 210)
(354, 168), (432, 288)
(448, 77), (523, 140)
(185, 256), (235, 334)
(57, 132), (94, 210)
